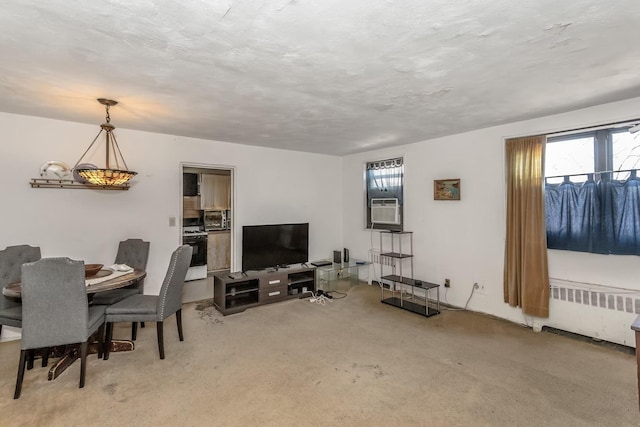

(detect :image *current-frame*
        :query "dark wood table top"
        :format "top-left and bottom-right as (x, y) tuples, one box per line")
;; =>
(2, 269), (147, 299)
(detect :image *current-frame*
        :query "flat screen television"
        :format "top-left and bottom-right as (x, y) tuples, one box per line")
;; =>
(242, 223), (309, 271)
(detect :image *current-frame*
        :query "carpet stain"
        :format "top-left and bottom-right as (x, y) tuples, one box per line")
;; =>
(353, 363), (384, 377)
(194, 299), (225, 324)
(103, 383), (117, 395)
(195, 300), (214, 311)
(347, 363), (384, 383)
(103, 383), (129, 402)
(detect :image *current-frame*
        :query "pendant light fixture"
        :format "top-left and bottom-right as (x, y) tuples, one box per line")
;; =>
(74, 98), (137, 186)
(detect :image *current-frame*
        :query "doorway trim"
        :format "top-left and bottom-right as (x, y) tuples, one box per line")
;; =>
(180, 162), (236, 272)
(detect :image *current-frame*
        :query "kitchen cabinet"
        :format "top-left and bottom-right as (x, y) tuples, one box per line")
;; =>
(183, 196), (201, 219)
(207, 231), (231, 272)
(201, 174), (230, 210)
(183, 172), (199, 196)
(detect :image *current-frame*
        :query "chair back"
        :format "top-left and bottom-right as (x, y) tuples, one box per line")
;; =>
(115, 239), (150, 271)
(20, 258), (90, 350)
(0, 245), (41, 310)
(157, 245), (192, 320)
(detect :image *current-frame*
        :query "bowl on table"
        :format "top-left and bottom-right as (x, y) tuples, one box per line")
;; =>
(85, 264), (104, 277)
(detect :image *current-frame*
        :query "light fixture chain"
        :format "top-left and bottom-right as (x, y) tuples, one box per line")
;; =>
(73, 129), (104, 168)
(74, 98), (137, 186)
(110, 133), (129, 170)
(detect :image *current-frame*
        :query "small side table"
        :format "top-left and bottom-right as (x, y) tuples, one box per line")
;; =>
(315, 260), (369, 292)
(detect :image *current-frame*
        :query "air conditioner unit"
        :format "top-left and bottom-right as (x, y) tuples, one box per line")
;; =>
(371, 198), (400, 225)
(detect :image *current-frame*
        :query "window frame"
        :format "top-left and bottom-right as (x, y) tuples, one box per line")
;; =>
(544, 125), (640, 255)
(546, 127), (638, 182)
(364, 157), (404, 231)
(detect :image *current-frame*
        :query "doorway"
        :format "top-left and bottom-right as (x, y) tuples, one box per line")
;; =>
(180, 163), (235, 301)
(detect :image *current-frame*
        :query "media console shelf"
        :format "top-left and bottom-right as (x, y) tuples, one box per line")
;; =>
(287, 270), (316, 297)
(213, 265), (316, 315)
(220, 278), (259, 312)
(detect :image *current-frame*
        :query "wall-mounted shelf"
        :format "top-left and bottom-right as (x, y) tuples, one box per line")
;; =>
(29, 178), (130, 190)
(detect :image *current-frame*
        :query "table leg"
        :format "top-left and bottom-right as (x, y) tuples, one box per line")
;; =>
(47, 340), (135, 381)
(48, 347), (79, 380)
(108, 339), (135, 353)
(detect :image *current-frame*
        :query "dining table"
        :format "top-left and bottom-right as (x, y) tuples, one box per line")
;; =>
(2, 268), (147, 380)
(2, 268), (146, 299)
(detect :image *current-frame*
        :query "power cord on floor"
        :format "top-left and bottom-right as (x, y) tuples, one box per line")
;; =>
(442, 287), (463, 311)
(304, 290), (334, 305)
(442, 282), (479, 311)
(463, 283), (479, 309)
(327, 290), (347, 299)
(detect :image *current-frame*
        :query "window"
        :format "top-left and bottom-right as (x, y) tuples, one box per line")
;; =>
(544, 125), (640, 254)
(545, 134), (594, 183)
(365, 157), (403, 231)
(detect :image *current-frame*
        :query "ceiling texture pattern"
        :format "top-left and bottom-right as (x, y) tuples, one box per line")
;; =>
(1, 0), (639, 155)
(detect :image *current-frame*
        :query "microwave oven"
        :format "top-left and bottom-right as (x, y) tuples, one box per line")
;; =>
(204, 210), (228, 231)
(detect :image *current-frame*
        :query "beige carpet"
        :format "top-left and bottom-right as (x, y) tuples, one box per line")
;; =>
(0, 284), (636, 426)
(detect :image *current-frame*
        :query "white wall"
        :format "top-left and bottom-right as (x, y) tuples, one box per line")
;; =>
(342, 96), (640, 347)
(4, 97), (640, 346)
(0, 112), (343, 340)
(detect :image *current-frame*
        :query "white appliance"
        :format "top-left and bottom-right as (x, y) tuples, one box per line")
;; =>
(183, 226), (208, 281)
(371, 198), (400, 225)
(185, 265), (207, 281)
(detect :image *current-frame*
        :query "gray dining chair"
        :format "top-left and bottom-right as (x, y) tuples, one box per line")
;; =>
(14, 258), (106, 399)
(104, 245), (192, 360)
(92, 239), (150, 339)
(0, 245), (41, 338)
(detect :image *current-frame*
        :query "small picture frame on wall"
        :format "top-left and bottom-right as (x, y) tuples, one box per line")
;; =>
(434, 179), (461, 200)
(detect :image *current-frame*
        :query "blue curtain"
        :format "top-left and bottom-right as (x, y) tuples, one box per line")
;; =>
(545, 173), (640, 255)
(602, 176), (640, 254)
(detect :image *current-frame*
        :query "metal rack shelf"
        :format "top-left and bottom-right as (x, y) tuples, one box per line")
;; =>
(381, 297), (440, 317)
(378, 231), (439, 318)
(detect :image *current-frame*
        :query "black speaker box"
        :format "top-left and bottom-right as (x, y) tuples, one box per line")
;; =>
(343, 248), (349, 262)
(333, 250), (341, 264)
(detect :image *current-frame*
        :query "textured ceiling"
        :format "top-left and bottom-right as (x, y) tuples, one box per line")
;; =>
(1, 0), (639, 155)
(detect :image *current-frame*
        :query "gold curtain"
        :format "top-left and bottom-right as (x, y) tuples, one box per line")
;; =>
(504, 135), (550, 318)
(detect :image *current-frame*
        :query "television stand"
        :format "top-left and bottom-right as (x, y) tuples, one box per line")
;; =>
(213, 264), (316, 315)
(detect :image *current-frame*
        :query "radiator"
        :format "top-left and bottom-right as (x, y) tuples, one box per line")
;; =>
(550, 278), (640, 314)
(368, 249), (395, 267)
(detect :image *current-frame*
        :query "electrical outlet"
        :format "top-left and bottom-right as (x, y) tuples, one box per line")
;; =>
(444, 278), (450, 288)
